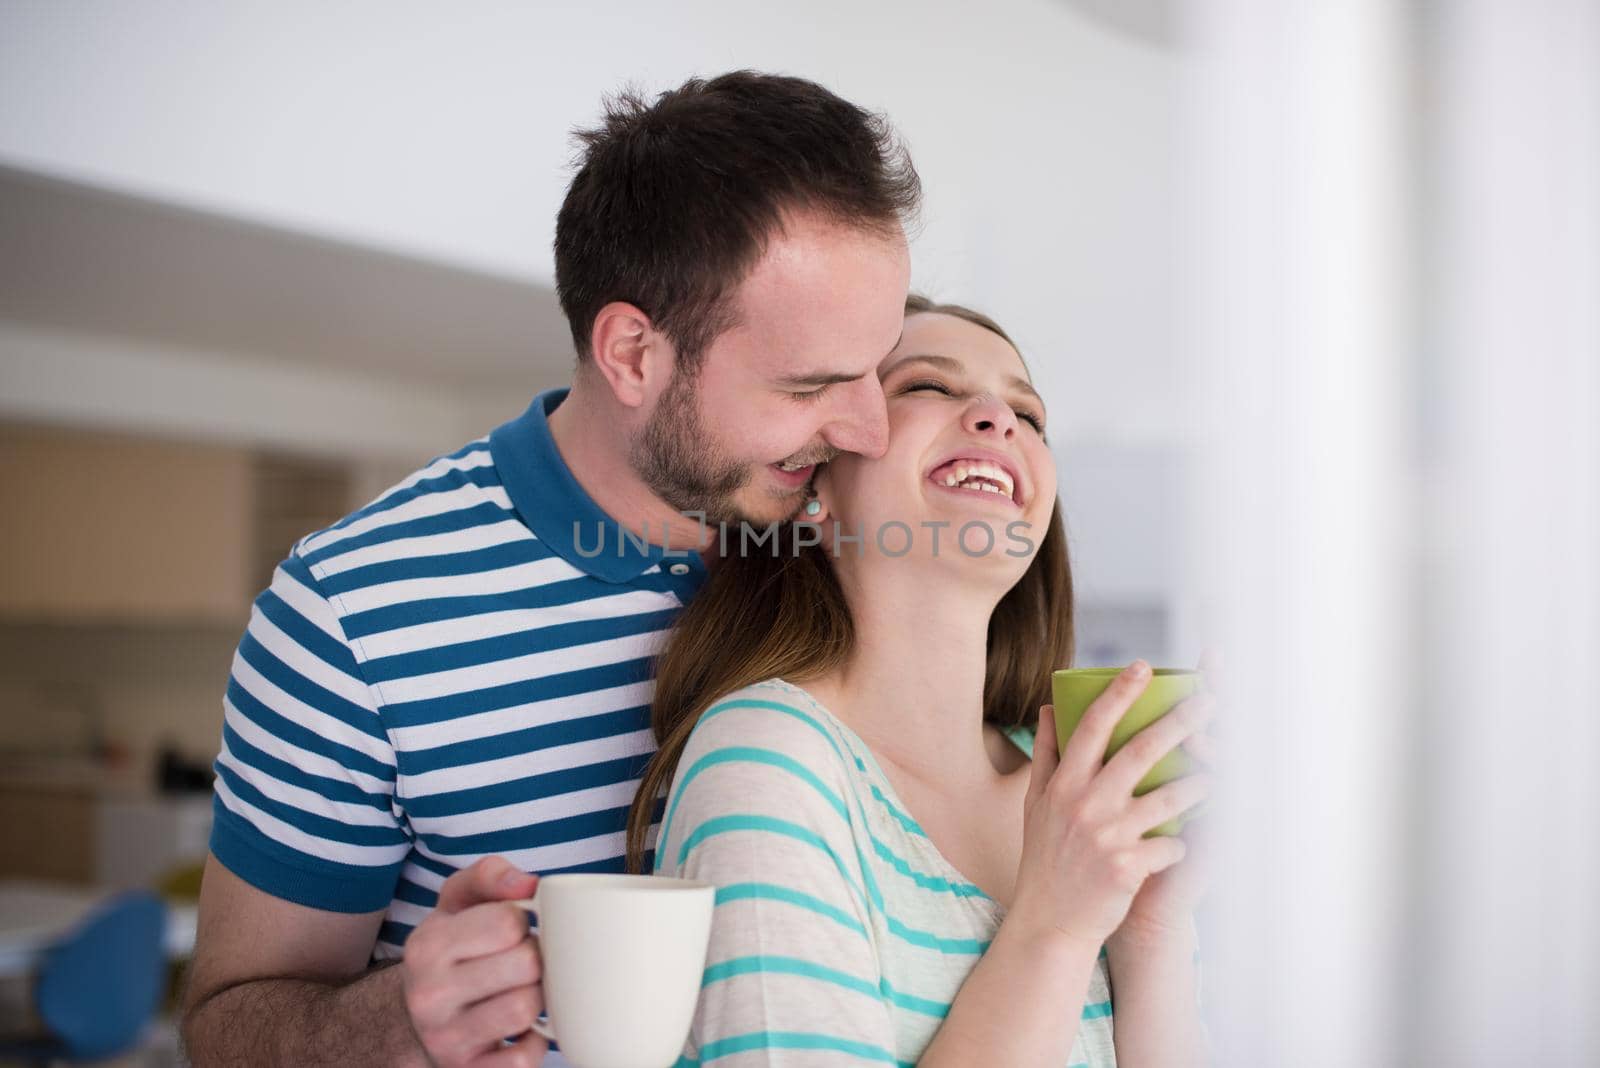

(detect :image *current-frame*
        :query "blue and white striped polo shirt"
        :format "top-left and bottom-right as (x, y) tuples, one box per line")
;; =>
(209, 387), (707, 958)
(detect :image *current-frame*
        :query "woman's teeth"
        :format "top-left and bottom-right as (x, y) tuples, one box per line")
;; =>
(934, 460), (1015, 500)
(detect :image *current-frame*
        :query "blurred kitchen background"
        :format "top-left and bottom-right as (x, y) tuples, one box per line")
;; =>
(0, 4), (1189, 1061)
(1, 1), (1596, 1065)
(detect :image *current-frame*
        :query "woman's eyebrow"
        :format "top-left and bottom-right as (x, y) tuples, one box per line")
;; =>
(1009, 377), (1044, 406)
(885, 353), (1043, 405)
(884, 353), (962, 378)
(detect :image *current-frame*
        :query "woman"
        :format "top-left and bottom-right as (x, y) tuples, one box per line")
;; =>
(626, 296), (1213, 1066)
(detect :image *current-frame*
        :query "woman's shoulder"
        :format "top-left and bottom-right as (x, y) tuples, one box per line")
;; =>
(660, 679), (862, 861)
(680, 678), (854, 777)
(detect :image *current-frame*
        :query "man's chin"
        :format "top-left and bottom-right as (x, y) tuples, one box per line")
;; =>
(725, 487), (808, 529)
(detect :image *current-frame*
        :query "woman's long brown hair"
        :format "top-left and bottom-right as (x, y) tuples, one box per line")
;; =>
(624, 296), (1075, 872)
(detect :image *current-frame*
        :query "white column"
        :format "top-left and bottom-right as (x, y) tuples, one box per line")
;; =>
(1412, 1), (1600, 1062)
(1182, 1), (1414, 1062)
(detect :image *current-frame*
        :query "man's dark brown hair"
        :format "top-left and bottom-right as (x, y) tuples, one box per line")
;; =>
(554, 70), (921, 368)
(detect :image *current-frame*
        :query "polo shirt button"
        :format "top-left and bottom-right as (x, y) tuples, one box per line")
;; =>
(669, 563), (691, 576)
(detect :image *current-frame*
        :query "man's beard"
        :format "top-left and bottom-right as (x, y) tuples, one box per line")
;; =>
(631, 367), (763, 525)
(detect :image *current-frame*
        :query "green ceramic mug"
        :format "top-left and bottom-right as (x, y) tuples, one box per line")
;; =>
(1051, 667), (1205, 837)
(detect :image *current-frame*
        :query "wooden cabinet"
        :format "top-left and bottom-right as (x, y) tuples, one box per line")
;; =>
(0, 425), (351, 625)
(0, 785), (96, 884)
(0, 773), (213, 888)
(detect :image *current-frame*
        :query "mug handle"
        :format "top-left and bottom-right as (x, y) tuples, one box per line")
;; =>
(525, 885), (556, 1044)
(527, 929), (556, 1042)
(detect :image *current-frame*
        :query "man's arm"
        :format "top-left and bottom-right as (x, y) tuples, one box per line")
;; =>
(180, 854), (547, 1068)
(179, 855), (426, 1067)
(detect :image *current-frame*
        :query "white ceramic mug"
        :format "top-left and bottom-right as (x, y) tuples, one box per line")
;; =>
(517, 873), (716, 1068)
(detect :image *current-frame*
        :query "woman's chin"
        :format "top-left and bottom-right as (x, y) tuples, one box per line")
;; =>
(864, 513), (1036, 575)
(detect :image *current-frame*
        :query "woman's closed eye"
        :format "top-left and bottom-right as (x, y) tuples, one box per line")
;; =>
(899, 378), (1046, 433)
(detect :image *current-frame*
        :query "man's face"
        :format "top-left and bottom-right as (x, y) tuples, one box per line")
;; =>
(631, 211), (911, 526)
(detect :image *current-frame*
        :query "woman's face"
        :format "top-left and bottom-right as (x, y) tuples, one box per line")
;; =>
(815, 311), (1057, 581)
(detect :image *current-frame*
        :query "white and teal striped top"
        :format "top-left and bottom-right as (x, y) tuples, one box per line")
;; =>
(653, 678), (1116, 1067)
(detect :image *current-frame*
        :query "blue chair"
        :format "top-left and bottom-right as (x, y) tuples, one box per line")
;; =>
(0, 890), (169, 1063)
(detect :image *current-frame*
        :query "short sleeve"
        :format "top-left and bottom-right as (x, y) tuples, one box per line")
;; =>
(1001, 723), (1036, 759)
(654, 687), (900, 1066)
(209, 551), (411, 913)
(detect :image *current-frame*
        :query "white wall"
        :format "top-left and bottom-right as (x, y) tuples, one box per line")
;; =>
(0, 1), (1187, 633)
(0, 0), (1183, 446)
(0, 320), (521, 462)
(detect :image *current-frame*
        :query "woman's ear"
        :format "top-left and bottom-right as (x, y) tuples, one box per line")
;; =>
(796, 491), (829, 523)
(801, 464), (836, 523)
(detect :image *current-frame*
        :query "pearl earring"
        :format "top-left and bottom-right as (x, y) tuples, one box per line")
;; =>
(804, 499), (822, 517)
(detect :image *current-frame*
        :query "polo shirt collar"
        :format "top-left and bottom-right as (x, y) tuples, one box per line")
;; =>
(489, 388), (704, 584)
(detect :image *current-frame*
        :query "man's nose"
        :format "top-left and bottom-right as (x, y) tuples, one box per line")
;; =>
(822, 377), (890, 459)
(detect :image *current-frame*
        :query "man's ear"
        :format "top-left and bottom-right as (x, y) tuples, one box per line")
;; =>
(587, 302), (671, 408)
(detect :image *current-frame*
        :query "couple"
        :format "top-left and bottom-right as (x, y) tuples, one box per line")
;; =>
(178, 72), (1210, 1067)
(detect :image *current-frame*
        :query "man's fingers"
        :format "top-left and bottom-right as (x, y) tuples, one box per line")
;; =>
(405, 861), (542, 1062)
(471, 1030), (549, 1068)
(438, 857), (538, 915)
(455, 984), (545, 1056)
(434, 902), (536, 965)
(448, 936), (543, 1008)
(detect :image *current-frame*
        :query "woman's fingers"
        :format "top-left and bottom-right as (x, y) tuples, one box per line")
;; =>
(1196, 646), (1225, 698)
(1136, 834), (1189, 877)
(1119, 774), (1213, 840)
(1183, 730), (1218, 767)
(1025, 704), (1060, 809)
(1097, 692), (1215, 801)
(1058, 661), (1152, 785)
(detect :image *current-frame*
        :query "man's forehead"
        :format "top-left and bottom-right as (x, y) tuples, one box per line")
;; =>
(727, 290), (903, 377)
(769, 320), (904, 387)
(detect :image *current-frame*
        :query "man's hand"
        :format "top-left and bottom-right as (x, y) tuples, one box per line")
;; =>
(403, 857), (547, 1067)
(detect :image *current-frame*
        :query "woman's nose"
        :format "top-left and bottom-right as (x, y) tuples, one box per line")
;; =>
(963, 394), (1018, 439)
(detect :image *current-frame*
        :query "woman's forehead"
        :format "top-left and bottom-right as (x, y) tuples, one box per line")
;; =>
(879, 312), (1032, 383)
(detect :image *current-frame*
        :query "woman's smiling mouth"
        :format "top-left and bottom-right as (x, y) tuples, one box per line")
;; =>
(925, 453), (1023, 507)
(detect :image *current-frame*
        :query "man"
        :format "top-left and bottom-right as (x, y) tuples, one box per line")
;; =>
(178, 71), (917, 1067)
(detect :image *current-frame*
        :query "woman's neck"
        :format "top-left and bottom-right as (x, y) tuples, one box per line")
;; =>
(803, 563), (1009, 786)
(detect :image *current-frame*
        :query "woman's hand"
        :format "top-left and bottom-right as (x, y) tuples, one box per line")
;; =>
(1113, 645), (1222, 946)
(1111, 726), (1216, 951)
(1113, 652), (1221, 949)
(1009, 661), (1216, 956)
